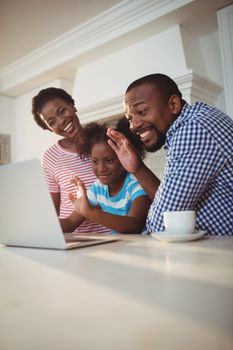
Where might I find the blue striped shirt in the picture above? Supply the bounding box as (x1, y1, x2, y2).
(146, 102, 233, 235)
(87, 172, 148, 234)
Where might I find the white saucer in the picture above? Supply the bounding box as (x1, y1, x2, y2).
(151, 230, 207, 243)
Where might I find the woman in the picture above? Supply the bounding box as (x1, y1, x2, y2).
(31, 87, 109, 234)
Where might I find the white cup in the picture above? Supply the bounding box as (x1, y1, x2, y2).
(163, 210, 196, 235)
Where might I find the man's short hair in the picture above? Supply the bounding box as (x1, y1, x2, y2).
(125, 73, 182, 102)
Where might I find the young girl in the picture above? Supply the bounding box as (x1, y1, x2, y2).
(60, 119, 151, 234)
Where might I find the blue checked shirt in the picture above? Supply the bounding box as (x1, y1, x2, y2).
(146, 102, 233, 235)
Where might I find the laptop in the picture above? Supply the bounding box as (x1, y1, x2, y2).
(0, 159, 118, 250)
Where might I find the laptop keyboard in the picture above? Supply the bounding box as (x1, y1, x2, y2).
(65, 236, 96, 243)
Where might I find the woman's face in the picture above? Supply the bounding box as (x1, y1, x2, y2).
(40, 98, 82, 138)
(91, 141, 126, 187)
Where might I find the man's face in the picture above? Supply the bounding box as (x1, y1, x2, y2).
(124, 83, 176, 152)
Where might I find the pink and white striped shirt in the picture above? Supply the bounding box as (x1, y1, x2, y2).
(41, 142, 110, 234)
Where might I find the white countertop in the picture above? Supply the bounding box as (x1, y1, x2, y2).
(1, 234, 233, 350)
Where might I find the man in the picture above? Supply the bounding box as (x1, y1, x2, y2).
(107, 73, 233, 235)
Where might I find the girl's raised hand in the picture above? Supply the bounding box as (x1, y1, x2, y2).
(68, 176, 91, 216)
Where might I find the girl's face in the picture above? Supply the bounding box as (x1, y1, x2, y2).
(91, 142, 126, 187)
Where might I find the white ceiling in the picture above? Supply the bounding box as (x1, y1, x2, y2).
(0, 0, 122, 69)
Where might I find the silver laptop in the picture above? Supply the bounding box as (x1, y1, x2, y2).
(0, 159, 118, 250)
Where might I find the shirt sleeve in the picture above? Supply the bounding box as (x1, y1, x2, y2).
(86, 183, 98, 207)
(130, 182, 147, 202)
(146, 120, 224, 232)
(41, 151, 60, 193)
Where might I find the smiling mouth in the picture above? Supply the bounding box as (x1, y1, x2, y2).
(138, 129, 153, 141)
(63, 122, 73, 133)
(98, 174, 111, 182)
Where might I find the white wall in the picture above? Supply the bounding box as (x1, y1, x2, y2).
(73, 25, 190, 109)
(74, 23, 223, 121)
(198, 31, 225, 111)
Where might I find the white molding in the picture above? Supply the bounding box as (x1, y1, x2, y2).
(217, 4, 233, 118)
(176, 72, 222, 105)
(79, 96, 124, 124)
(78, 72, 222, 123)
(0, 0, 193, 94)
